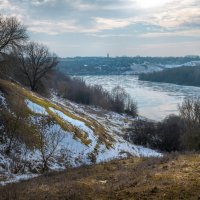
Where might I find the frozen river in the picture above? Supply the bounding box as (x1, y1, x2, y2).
(80, 75, 200, 121)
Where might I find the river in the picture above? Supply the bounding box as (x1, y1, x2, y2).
(80, 75, 200, 121)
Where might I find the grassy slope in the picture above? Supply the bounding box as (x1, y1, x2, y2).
(0, 155, 200, 200)
(0, 154, 200, 200)
(0, 79, 113, 148)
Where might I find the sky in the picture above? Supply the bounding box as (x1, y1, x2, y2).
(0, 0, 200, 57)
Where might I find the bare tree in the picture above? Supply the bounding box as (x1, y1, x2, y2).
(16, 42, 58, 91)
(37, 118, 64, 172)
(179, 97, 200, 128)
(179, 97, 200, 150)
(111, 86, 127, 113)
(125, 95, 138, 117)
(111, 86, 137, 116)
(0, 15, 28, 77)
(0, 15, 28, 52)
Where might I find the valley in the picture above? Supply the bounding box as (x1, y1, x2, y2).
(0, 79, 160, 186)
(80, 75, 200, 120)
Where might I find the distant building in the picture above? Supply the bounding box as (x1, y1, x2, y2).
(107, 53, 109, 58)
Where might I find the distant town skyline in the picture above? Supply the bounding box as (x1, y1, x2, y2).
(0, 0, 200, 57)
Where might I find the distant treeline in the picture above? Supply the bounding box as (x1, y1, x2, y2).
(139, 66, 200, 87)
(57, 56, 200, 75)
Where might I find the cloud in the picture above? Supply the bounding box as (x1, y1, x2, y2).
(148, 0, 200, 28)
(1, 0, 199, 35)
(141, 29, 200, 38)
(0, 0, 22, 14)
(31, 0, 56, 6)
(93, 17, 132, 31)
(27, 17, 134, 35)
(0, 0, 200, 56)
(28, 20, 78, 35)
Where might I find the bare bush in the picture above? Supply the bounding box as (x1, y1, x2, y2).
(126, 115, 184, 152)
(51, 72, 138, 117)
(37, 117, 64, 172)
(111, 86, 138, 116)
(179, 97, 200, 150)
(0, 97, 37, 154)
(111, 86, 127, 113)
(156, 115, 184, 151)
(125, 119, 157, 148)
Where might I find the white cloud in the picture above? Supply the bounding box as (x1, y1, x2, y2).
(0, 0, 21, 13)
(134, 0, 173, 9)
(0, 0, 200, 56)
(93, 17, 132, 31)
(141, 29, 200, 38)
(1, 0, 200, 36)
(28, 20, 78, 35)
(0, 0, 11, 9)
(28, 17, 134, 35)
(147, 0, 200, 28)
(31, 0, 56, 6)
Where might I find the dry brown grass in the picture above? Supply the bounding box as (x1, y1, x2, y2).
(1, 154, 200, 200)
(0, 79, 113, 148)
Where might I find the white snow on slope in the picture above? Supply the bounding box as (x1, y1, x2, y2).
(181, 61, 200, 67)
(25, 99, 48, 115)
(129, 63, 163, 74)
(95, 127, 161, 162)
(0, 174, 38, 186)
(40, 123, 93, 166)
(162, 61, 200, 69)
(0, 95, 161, 186)
(96, 137, 161, 163)
(49, 107, 97, 146)
(51, 96, 162, 158)
(0, 91, 6, 107)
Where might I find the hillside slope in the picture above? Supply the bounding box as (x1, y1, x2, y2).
(0, 79, 160, 184)
(1, 154, 200, 200)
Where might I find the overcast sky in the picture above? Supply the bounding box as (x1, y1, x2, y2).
(0, 0, 200, 57)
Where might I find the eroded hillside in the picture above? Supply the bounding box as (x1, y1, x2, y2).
(0, 79, 160, 185)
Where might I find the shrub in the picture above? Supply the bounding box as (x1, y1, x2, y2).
(179, 97, 200, 150)
(126, 115, 184, 152)
(156, 115, 184, 151)
(50, 72, 138, 117)
(125, 119, 157, 148)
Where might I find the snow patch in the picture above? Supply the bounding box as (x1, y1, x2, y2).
(25, 99, 48, 115)
(0, 91, 7, 107)
(52, 95, 162, 159)
(49, 107, 97, 146)
(96, 136, 161, 163)
(0, 174, 38, 186)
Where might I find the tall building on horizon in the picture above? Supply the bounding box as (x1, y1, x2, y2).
(107, 53, 109, 58)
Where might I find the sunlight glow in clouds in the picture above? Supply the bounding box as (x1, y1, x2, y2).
(0, 0, 199, 56)
(135, 0, 173, 9)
